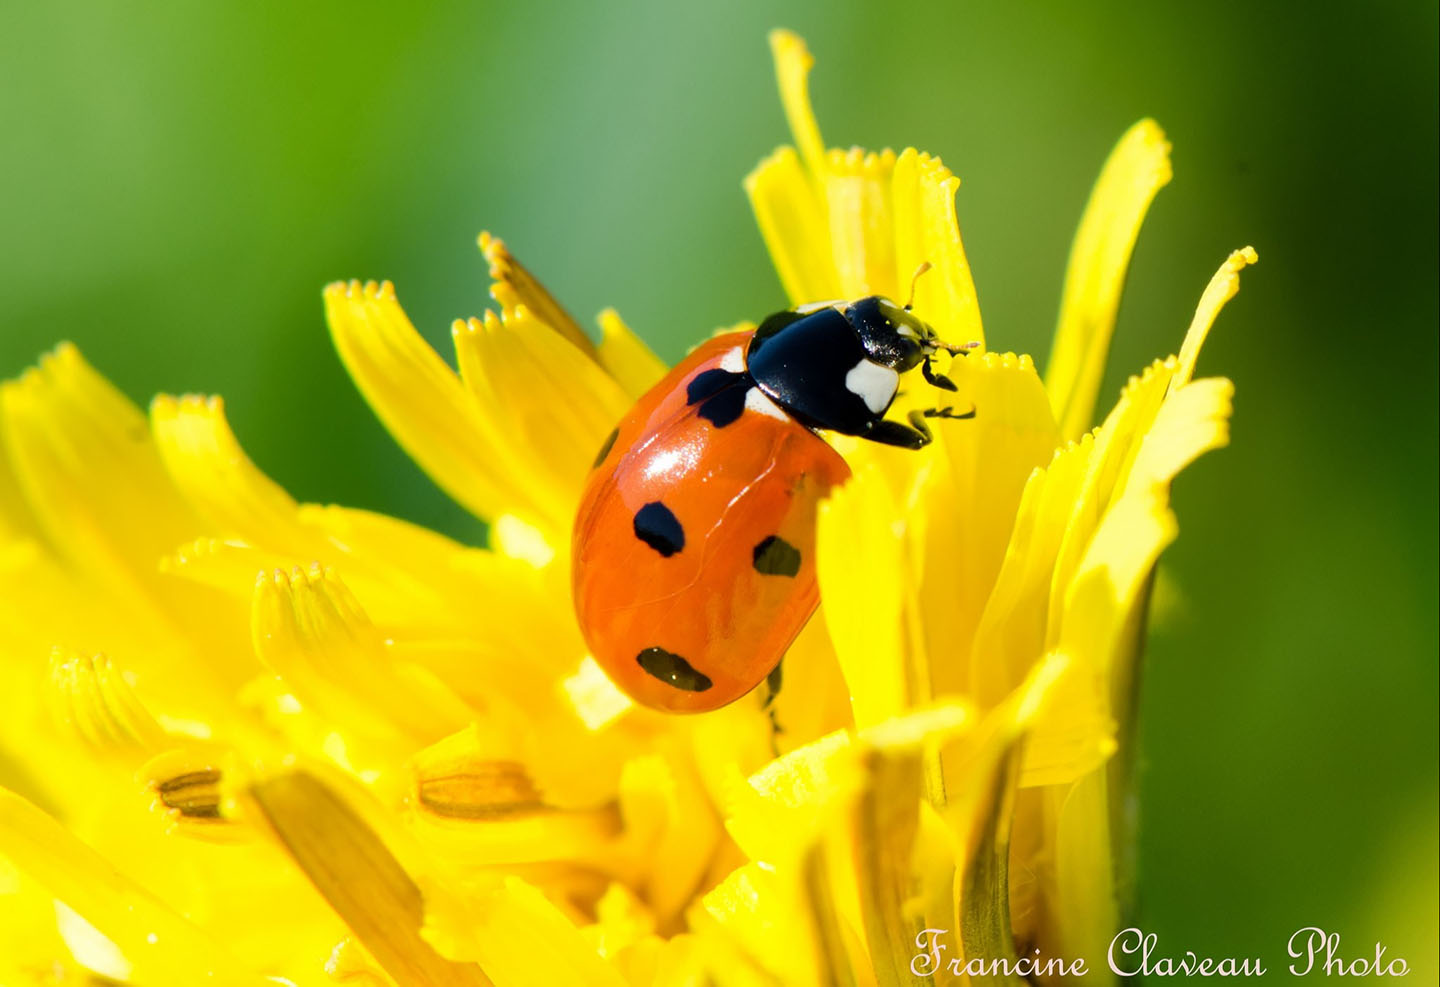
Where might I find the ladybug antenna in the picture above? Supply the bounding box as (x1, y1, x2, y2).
(904, 262, 932, 311)
(933, 339, 982, 356)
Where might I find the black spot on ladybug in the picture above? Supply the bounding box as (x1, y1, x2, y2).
(633, 501, 685, 557)
(752, 535, 801, 577)
(697, 387, 748, 428)
(637, 647, 712, 692)
(686, 367, 744, 405)
(592, 427, 619, 468)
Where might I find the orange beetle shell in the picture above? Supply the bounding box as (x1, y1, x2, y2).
(572, 331, 850, 713)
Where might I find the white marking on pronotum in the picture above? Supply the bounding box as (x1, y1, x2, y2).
(744, 387, 790, 421)
(719, 347, 745, 373)
(845, 359, 900, 414)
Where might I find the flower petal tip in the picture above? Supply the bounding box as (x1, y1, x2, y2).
(767, 29, 825, 175)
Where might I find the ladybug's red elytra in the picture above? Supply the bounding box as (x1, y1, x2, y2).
(572, 295, 973, 713)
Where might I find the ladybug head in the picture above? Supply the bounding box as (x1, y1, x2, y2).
(844, 296, 961, 373)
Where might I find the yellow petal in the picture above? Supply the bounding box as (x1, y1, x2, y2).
(920, 352, 1059, 697)
(480, 231, 596, 356)
(1015, 658, 1115, 790)
(1127, 376, 1235, 499)
(1046, 359, 1174, 641)
(852, 720, 960, 986)
(149, 404, 560, 651)
(1045, 120, 1173, 440)
(326, 936, 399, 985)
(891, 149, 984, 348)
(597, 308, 668, 400)
(150, 394, 317, 551)
(0, 854, 85, 983)
(825, 147, 899, 300)
(1172, 247, 1258, 390)
(297, 505, 572, 650)
(1053, 381, 1234, 688)
(0, 348, 253, 714)
(452, 307, 631, 528)
(746, 56, 984, 348)
(936, 657, 1070, 985)
(768, 29, 826, 179)
(249, 770, 493, 987)
(720, 706, 972, 985)
(1035, 501, 1179, 973)
(969, 442, 1089, 709)
(0, 344, 205, 625)
(616, 745, 723, 925)
(746, 146, 843, 304)
(0, 785, 271, 985)
(817, 462, 916, 729)
(0, 409, 42, 547)
(1049, 770, 1118, 982)
(251, 565, 471, 751)
(323, 280, 539, 526)
(694, 856, 838, 986)
(47, 649, 166, 757)
(562, 655, 636, 732)
(422, 874, 627, 987)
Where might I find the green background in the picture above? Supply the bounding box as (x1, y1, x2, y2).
(4, 0, 1436, 974)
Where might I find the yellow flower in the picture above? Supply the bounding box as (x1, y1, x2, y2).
(0, 28, 1252, 987)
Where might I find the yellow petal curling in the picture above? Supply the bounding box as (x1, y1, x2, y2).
(1173, 247, 1258, 389)
(1045, 120, 1173, 440)
(769, 30, 826, 180)
(480, 231, 596, 358)
(150, 394, 317, 555)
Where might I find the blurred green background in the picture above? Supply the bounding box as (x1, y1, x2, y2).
(4, 0, 1435, 974)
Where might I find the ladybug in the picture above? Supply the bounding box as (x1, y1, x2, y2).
(572, 293, 974, 713)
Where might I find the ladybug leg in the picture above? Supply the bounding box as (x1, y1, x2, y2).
(861, 417, 932, 449)
(762, 661, 784, 708)
(764, 662, 785, 752)
(920, 404, 977, 421)
(921, 354, 958, 392)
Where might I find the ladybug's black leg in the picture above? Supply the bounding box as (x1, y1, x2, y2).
(764, 661, 785, 753)
(861, 417, 932, 449)
(762, 661, 784, 708)
(920, 404, 977, 421)
(921, 354, 958, 392)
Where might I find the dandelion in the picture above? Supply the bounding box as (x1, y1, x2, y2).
(0, 29, 1251, 987)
